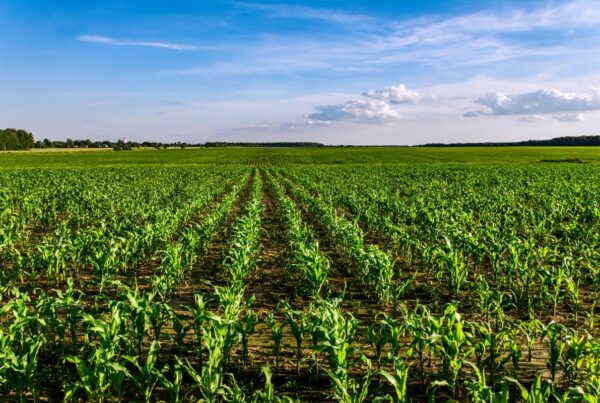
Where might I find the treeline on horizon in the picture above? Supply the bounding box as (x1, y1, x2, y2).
(0, 128, 35, 150)
(32, 138, 195, 150)
(26, 138, 326, 150)
(3, 128, 600, 150)
(418, 135, 600, 147)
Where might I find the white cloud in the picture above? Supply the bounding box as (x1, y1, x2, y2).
(407, 1, 600, 38)
(303, 84, 436, 123)
(465, 88, 600, 119)
(169, 1, 600, 79)
(307, 99, 401, 123)
(553, 112, 585, 122)
(235, 2, 372, 26)
(362, 84, 434, 104)
(77, 35, 200, 51)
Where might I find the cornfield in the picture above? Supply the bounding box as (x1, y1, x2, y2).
(0, 156, 599, 402)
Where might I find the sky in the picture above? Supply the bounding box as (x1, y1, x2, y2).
(2, 0, 600, 145)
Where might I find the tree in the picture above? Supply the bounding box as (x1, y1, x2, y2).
(0, 128, 35, 150)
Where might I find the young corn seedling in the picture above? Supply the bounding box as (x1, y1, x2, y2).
(250, 365, 292, 403)
(157, 360, 183, 403)
(464, 361, 510, 403)
(53, 278, 84, 353)
(326, 355, 372, 403)
(473, 322, 510, 387)
(266, 312, 283, 372)
(505, 374, 553, 403)
(520, 319, 542, 362)
(379, 356, 410, 403)
(124, 340, 162, 403)
(283, 302, 306, 375)
(432, 304, 474, 398)
(309, 298, 360, 396)
(407, 306, 441, 386)
(0, 326, 46, 403)
(180, 312, 237, 403)
(65, 306, 134, 402)
(186, 292, 209, 364)
(297, 242, 330, 298)
(565, 275, 582, 329)
(506, 327, 523, 378)
(543, 322, 567, 383)
(367, 318, 389, 369)
(237, 309, 259, 366)
(560, 332, 590, 386)
(0, 290, 48, 403)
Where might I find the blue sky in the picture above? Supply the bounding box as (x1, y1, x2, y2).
(2, 0, 600, 145)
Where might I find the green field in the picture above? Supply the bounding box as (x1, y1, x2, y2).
(0, 147, 599, 401)
(2, 146, 600, 167)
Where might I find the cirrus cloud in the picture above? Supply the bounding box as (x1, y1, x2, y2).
(77, 34, 201, 51)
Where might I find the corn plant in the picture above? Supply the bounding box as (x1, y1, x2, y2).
(435, 238, 468, 298)
(157, 361, 183, 403)
(0, 327, 46, 403)
(431, 304, 474, 398)
(0, 290, 47, 402)
(473, 323, 510, 386)
(283, 302, 306, 374)
(265, 312, 283, 372)
(505, 374, 553, 403)
(327, 355, 372, 403)
(308, 298, 360, 396)
(124, 340, 162, 402)
(64, 307, 133, 402)
(236, 309, 259, 366)
(464, 362, 510, 403)
(560, 333, 591, 386)
(296, 242, 330, 298)
(520, 319, 543, 362)
(565, 275, 582, 328)
(543, 322, 567, 383)
(367, 318, 389, 369)
(407, 305, 441, 386)
(378, 357, 410, 403)
(251, 365, 295, 403)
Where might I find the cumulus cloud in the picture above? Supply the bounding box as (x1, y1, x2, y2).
(477, 88, 600, 115)
(307, 99, 401, 123)
(296, 83, 440, 125)
(465, 88, 600, 121)
(362, 84, 433, 104)
(77, 35, 199, 51)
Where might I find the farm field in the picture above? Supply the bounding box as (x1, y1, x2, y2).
(0, 148, 599, 402)
(3, 146, 600, 168)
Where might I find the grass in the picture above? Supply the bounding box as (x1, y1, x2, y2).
(1, 146, 600, 168)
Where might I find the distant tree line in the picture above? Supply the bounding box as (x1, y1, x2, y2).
(33, 139, 197, 150)
(31, 139, 325, 149)
(418, 135, 600, 147)
(0, 128, 35, 150)
(6, 128, 600, 150)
